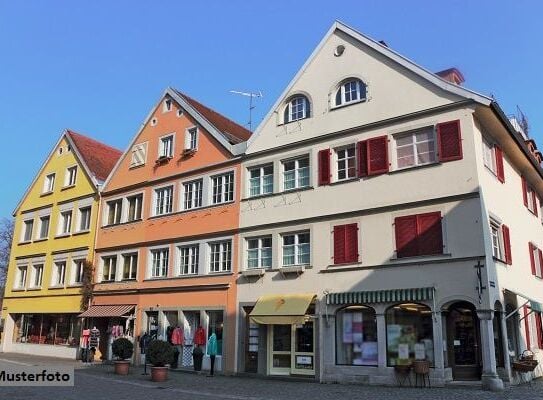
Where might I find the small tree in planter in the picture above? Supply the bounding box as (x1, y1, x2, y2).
(112, 338, 134, 375)
(146, 340, 174, 382)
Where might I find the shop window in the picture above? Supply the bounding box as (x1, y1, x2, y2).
(207, 310, 223, 355)
(386, 303, 434, 366)
(12, 313, 81, 346)
(336, 306, 378, 366)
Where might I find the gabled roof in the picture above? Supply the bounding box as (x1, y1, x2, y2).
(66, 130, 122, 182)
(103, 87, 251, 191)
(13, 129, 122, 215)
(247, 20, 493, 147)
(172, 89, 252, 144)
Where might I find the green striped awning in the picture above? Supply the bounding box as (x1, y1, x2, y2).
(326, 287, 434, 305)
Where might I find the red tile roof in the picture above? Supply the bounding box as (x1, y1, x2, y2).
(173, 89, 252, 144)
(66, 130, 122, 182)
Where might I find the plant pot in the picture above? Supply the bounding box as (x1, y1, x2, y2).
(150, 366, 169, 382)
(114, 360, 130, 375)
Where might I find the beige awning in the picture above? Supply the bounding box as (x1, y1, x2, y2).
(78, 305, 135, 318)
(249, 293, 316, 325)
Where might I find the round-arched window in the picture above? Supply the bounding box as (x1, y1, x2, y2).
(335, 78, 366, 107)
(385, 303, 434, 366)
(284, 95, 310, 123)
(336, 305, 377, 366)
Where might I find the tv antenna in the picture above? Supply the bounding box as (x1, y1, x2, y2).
(229, 90, 263, 132)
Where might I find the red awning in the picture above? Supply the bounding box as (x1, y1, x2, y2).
(78, 305, 135, 318)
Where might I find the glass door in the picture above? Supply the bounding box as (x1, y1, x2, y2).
(292, 320, 315, 375)
(447, 302, 481, 380)
(269, 325, 292, 375)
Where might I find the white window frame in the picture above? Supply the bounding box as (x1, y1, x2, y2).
(335, 145, 357, 181)
(183, 179, 203, 210)
(65, 165, 77, 187)
(21, 218, 34, 242)
(283, 156, 310, 191)
(58, 210, 72, 235)
(527, 185, 538, 214)
(127, 193, 144, 222)
(77, 206, 91, 232)
(121, 252, 138, 280)
(15, 265, 27, 289)
(31, 263, 44, 288)
(285, 96, 309, 123)
(394, 127, 437, 170)
(177, 244, 200, 275)
(209, 240, 232, 273)
(52, 261, 66, 287)
(149, 247, 169, 278)
(532, 243, 543, 278)
(246, 236, 272, 269)
(282, 231, 310, 267)
(211, 172, 234, 205)
(163, 98, 172, 113)
(37, 215, 50, 240)
(335, 79, 365, 107)
(158, 133, 175, 159)
(43, 173, 55, 193)
(482, 136, 497, 175)
(101, 255, 117, 282)
(72, 259, 85, 285)
(490, 220, 504, 261)
(106, 198, 123, 225)
(185, 127, 199, 151)
(153, 185, 174, 216)
(248, 165, 273, 197)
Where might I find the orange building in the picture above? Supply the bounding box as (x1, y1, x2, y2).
(85, 88, 250, 373)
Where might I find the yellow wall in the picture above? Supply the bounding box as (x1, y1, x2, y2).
(2, 136, 99, 317)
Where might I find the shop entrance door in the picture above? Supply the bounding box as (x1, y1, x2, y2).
(447, 302, 482, 380)
(268, 321, 315, 376)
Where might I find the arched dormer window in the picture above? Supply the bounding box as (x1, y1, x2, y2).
(335, 78, 366, 107)
(284, 95, 310, 123)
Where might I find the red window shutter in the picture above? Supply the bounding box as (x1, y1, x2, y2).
(502, 225, 512, 265)
(495, 146, 505, 183)
(357, 141, 368, 177)
(525, 306, 531, 350)
(522, 176, 528, 207)
(333, 225, 346, 264)
(345, 223, 359, 263)
(318, 149, 331, 185)
(416, 212, 443, 256)
(367, 136, 389, 175)
(536, 313, 543, 349)
(533, 192, 538, 217)
(395, 216, 418, 258)
(437, 120, 462, 162)
(538, 249, 543, 278)
(529, 243, 536, 276)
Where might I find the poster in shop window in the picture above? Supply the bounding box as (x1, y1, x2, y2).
(342, 312, 353, 343)
(352, 313, 363, 344)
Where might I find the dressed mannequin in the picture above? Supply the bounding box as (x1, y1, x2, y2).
(207, 332, 217, 376)
(90, 326, 101, 361)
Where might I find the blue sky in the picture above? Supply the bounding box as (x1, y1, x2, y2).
(0, 1, 542, 218)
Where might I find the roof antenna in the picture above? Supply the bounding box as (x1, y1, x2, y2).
(229, 90, 263, 132)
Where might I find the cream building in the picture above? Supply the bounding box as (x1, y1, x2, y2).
(234, 21, 543, 391)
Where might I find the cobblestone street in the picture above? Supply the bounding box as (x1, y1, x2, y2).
(0, 354, 542, 400)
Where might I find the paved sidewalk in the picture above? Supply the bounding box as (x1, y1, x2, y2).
(1, 353, 543, 400)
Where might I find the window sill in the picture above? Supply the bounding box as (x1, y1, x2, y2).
(40, 191, 53, 197)
(280, 265, 306, 274)
(329, 98, 366, 112)
(48, 285, 65, 290)
(11, 288, 26, 292)
(67, 284, 83, 288)
(208, 271, 233, 276)
(61, 184, 76, 191)
(329, 177, 359, 187)
(55, 234, 71, 239)
(240, 268, 267, 277)
(326, 261, 362, 269)
(33, 238, 48, 243)
(388, 161, 440, 175)
(18, 240, 32, 245)
(148, 201, 235, 221)
(242, 186, 314, 202)
(493, 256, 508, 265)
(277, 117, 309, 127)
(129, 163, 145, 170)
(26, 287, 42, 291)
(72, 230, 90, 237)
(102, 219, 143, 229)
(389, 253, 451, 263)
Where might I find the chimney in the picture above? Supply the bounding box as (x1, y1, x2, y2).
(435, 68, 465, 85)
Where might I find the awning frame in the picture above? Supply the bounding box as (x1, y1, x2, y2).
(78, 304, 136, 318)
(504, 289, 543, 320)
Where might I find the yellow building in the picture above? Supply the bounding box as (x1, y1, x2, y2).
(1, 130, 121, 358)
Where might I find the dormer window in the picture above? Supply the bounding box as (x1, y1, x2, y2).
(163, 99, 172, 113)
(284, 95, 310, 123)
(335, 78, 366, 107)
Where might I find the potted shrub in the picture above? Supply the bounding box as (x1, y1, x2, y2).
(112, 337, 134, 375)
(146, 340, 174, 382)
(192, 346, 204, 371)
